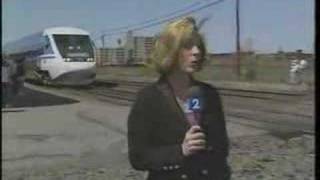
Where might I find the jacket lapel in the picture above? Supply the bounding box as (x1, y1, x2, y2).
(155, 77, 190, 129)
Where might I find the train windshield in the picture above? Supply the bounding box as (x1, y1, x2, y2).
(53, 35, 94, 58)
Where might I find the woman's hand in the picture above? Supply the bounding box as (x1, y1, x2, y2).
(181, 125, 206, 156)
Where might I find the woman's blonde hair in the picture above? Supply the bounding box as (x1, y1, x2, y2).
(149, 16, 207, 75)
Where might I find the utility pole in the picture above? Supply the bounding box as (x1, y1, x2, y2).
(235, 0, 241, 78)
(101, 34, 106, 48)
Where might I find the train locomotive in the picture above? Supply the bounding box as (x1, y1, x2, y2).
(3, 27, 96, 86)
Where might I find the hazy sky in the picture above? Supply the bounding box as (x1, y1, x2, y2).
(2, 0, 314, 53)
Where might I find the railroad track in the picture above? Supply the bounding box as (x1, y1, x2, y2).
(26, 79, 314, 134)
(93, 89, 314, 134)
(94, 79, 308, 102)
(92, 80, 314, 134)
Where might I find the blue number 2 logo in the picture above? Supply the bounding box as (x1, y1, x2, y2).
(189, 98, 200, 110)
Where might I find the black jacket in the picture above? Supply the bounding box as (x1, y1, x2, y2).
(127, 77, 230, 180)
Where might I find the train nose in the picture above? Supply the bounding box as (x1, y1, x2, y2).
(53, 69, 96, 85)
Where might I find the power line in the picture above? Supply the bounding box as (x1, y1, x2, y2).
(97, 1, 203, 35)
(130, 0, 225, 31)
(105, 0, 225, 35)
(93, 0, 226, 41)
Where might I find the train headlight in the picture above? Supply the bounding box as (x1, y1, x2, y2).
(64, 58, 71, 62)
(87, 58, 94, 62)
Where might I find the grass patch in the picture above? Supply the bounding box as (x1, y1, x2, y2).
(96, 55, 314, 85)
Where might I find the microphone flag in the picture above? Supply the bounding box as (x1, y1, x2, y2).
(183, 86, 203, 126)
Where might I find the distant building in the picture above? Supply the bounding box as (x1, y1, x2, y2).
(126, 31, 155, 65)
(283, 50, 313, 61)
(133, 36, 154, 64)
(95, 31, 155, 66)
(95, 47, 127, 66)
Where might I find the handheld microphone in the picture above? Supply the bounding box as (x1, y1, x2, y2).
(184, 86, 203, 126)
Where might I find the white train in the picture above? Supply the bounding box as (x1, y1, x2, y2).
(3, 27, 96, 85)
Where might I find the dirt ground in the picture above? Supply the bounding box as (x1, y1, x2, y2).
(2, 84, 314, 180)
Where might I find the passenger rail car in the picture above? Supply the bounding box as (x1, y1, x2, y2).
(3, 27, 96, 85)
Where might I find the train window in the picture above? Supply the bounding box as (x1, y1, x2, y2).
(53, 35, 94, 58)
(43, 36, 53, 54)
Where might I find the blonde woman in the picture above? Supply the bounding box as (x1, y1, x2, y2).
(128, 17, 230, 180)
